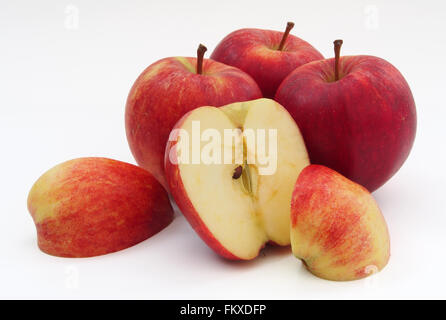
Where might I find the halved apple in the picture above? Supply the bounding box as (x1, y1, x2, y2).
(165, 98, 309, 260)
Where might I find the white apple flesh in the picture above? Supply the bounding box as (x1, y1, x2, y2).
(165, 98, 309, 260)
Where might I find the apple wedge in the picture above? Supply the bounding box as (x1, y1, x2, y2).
(290, 165, 390, 281)
(27, 158, 173, 257)
(165, 98, 309, 260)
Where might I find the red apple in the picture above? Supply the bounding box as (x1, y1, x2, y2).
(27, 158, 173, 257)
(165, 99, 310, 260)
(211, 22, 324, 98)
(125, 44, 262, 189)
(275, 40, 416, 192)
(291, 165, 390, 281)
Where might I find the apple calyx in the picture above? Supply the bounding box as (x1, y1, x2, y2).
(278, 22, 295, 51)
(333, 39, 343, 81)
(196, 44, 207, 74)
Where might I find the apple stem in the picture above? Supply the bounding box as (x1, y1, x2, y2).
(278, 22, 295, 51)
(196, 44, 207, 75)
(333, 39, 343, 81)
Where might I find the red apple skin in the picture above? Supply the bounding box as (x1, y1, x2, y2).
(125, 57, 262, 189)
(275, 56, 416, 192)
(27, 158, 173, 258)
(164, 114, 247, 260)
(211, 28, 324, 98)
(291, 165, 390, 281)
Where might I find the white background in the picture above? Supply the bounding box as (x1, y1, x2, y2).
(1, 0, 445, 299)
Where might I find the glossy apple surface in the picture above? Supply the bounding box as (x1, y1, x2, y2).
(27, 157, 173, 257)
(125, 46, 262, 189)
(211, 23, 323, 98)
(276, 54, 416, 192)
(290, 165, 390, 281)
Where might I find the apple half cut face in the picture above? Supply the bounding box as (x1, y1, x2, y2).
(165, 98, 309, 260)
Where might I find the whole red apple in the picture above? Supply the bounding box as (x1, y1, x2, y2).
(275, 40, 416, 192)
(125, 44, 262, 189)
(211, 22, 324, 98)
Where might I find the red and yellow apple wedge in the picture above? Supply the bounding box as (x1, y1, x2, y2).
(27, 157, 173, 258)
(165, 98, 309, 260)
(290, 165, 390, 281)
